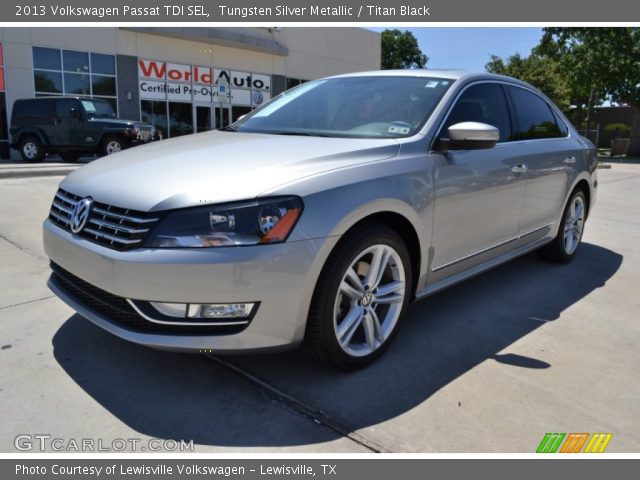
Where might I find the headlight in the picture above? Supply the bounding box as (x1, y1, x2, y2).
(145, 197, 303, 248)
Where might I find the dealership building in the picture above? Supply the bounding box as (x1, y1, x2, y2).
(0, 27, 380, 159)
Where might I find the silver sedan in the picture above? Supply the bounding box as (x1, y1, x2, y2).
(44, 70, 597, 369)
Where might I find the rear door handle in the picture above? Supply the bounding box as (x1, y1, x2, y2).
(564, 156, 576, 164)
(511, 164, 528, 174)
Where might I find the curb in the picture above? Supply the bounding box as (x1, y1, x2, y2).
(0, 167, 78, 179)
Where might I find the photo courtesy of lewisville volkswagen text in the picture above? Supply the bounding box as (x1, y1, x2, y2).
(0, 0, 638, 476)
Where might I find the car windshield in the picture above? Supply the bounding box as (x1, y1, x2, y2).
(81, 99, 116, 119)
(231, 76, 452, 138)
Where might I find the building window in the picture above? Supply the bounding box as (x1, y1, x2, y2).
(0, 43, 8, 159)
(286, 77, 308, 90)
(168, 102, 193, 137)
(231, 106, 251, 123)
(141, 100, 168, 139)
(32, 47, 118, 114)
(63, 50, 89, 73)
(34, 71, 62, 93)
(33, 47, 61, 70)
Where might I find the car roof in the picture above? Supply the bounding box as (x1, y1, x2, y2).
(326, 69, 533, 88)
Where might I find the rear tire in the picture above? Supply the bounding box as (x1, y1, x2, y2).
(538, 189, 587, 263)
(305, 223, 412, 370)
(19, 136, 45, 163)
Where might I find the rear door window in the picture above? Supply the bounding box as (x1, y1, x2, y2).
(507, 86, 565, 140)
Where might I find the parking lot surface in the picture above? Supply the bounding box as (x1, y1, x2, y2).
(1, 165, 639, 452)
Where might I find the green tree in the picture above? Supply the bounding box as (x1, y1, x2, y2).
(381, 29, 428, 70)
(485, 53, 571, 111)
(537, 28, 640, 155)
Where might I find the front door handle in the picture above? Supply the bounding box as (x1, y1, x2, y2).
(564, 156, 576, 164)
(511, 164, 528, 174)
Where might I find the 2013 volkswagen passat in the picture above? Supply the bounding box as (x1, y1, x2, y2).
(44, 71, 597, 369)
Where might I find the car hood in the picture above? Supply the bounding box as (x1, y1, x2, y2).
(60, 130, 400, 212)
(87, 117, 135, 126)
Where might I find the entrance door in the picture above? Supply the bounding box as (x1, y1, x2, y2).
(192, 104, 232, 131)
(214, 105, 232, 129)
(195, 105, 212, 133)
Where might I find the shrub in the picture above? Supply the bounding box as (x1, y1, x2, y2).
(604, 123, 632, 138)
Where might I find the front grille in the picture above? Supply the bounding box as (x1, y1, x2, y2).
(49, 189, 160, 251)
(50, 262, 249, 335)
(138, 126, 154, 142)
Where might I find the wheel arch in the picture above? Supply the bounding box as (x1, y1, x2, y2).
(339, 211, 422, 300)
(573, 178, 592, 217)
(16, 129, 49, 147)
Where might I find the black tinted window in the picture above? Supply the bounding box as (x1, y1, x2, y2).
(552, 109, 569, 137)
(13, 100, 51, 117)
(442, 83, 512, 142)
(508, 86, 564, 140)
(34, 71, 62, 93)
(55, 99, 80, 117)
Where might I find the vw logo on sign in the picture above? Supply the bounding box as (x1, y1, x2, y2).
(252, 90, 264, 106)
(70, 198, 93, 233)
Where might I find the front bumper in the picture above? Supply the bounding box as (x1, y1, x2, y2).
(43, 220, 337, 353)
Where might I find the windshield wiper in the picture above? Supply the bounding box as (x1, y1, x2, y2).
(271, 131, 330, 137)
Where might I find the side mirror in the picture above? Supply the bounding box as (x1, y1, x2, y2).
(439, 122, 499, 151)
(69, 108, 82, 119)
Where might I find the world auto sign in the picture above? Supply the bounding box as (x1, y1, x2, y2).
(138, 59, 271, 106)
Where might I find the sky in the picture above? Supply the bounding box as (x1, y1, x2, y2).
(369, 27, 543, 72)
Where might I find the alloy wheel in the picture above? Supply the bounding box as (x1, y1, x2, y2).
(563, 195, 585, 255)
(333, 244, 406, 357)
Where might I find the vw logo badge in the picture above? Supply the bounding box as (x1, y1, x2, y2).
(70, 198, 93, 233)
(252, 91, 264, 105)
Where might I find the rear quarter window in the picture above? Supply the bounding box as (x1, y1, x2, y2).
(507, 86, 565, 140)
(12, 100, 53, 121)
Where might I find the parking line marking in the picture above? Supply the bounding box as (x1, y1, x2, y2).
(206, 355, 391, 453)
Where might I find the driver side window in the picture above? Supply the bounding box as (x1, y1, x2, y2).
(441, 83, 512, 142)
(55, 99, 80, 118)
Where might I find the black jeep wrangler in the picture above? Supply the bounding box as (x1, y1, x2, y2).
(10, 97, 159, 162)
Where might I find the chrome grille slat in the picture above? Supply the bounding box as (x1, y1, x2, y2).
(92, 206, 159, 224)
(48, 188, 159, 251)
(51, 201, 74, 216)
(88, 218, 149, 234)
(82, 227, 142, 245)
(54, 191, 78, 206)
(49, 210, 71, 225)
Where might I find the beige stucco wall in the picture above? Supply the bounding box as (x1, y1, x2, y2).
(0, 27, 380, 79)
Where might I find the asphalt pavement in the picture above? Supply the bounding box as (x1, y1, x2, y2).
(0, 165, 638, 452)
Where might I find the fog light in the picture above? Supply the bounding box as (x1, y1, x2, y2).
(149, 302, 186, 317)
(188, 303, 254, 319)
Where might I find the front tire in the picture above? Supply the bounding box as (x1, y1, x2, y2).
(100, 136, 125, 156)
(306, 223, 412, 370)
(538, 189, 587, 263)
